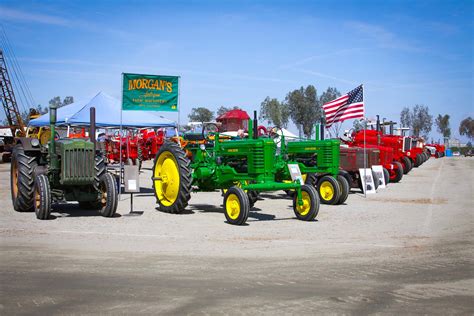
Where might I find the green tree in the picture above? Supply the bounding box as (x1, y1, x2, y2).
(188, 107, 214, 124)
(434, 114, 451, 139)
(400, 107, 412, 128)
(459, 117, 474, 140)
(320, 87, 342, 136)
(62, 96, 74, 106)
(49, 96, 62, 108)
(259, 97, 290, 128)
(216, 105, 241, 117)
(399, 105, 432, 138)
(286, 85, 321, 138)
(48, 96, 74, 109)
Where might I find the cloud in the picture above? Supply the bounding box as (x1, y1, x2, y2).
(345, 21, 423, 52)
(288, 68, 357, 85)
(0, 6, 69, 26)
(280, 48, 366, 69)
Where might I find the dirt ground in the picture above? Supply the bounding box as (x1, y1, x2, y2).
(0, 156, 473, 315)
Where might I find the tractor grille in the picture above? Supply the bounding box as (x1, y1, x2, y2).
(252, 146, 265, 170)
(403, 137, 411, 151)
(61, 148, 95, 185)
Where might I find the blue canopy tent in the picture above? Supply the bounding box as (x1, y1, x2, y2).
(29, 92, 176, 128)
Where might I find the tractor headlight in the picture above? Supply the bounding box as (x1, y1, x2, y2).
(200, 144, 206, 151)
(30, 138, 40, 147)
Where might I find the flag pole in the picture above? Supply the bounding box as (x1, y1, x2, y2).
(119, 73, 124, 200)
(363, 84, 366, 198)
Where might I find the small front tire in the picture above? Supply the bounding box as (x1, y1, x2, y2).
(293, 184, 319, 221)
(34, 174, 51, 220)
(224, 186, 250, 225)
(317, 175, 341, 205)
(97, 173, 118, 217)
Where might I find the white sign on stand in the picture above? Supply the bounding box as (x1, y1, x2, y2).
(359, 168, 376, 194)
(371, 165, 386, 189)
(287, 164, 304, 184)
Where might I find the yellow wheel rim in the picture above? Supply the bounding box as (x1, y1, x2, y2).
(153, 151, 180, 206)
(226, 193, 241, 220)
(295, 191, 311, 216)
(319, 181, 334, 201)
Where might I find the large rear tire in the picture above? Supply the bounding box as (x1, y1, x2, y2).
(34, 174, 51, 220)
(336, 175, 350, 205)
(152, 141, 192, 213)
(11, 144, 38, 212)
(224, 186, 250, 225)
(317, 175, 341, 205)
(293, 184, 319, 221)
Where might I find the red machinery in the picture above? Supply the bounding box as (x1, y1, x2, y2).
(104, 132, 139, 165)
(425, 143, 445, 158)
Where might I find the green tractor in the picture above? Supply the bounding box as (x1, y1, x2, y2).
(273, 127, 348, 205)
(10, 105, 118, 220)
(152, 113, 320, 225)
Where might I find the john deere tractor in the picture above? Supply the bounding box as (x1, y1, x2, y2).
(152, 114, 320, 225)
(273, 127, 348, 206)
(10, 105, 118, 219)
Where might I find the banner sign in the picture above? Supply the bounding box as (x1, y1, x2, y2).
(122, 73, 179, 111)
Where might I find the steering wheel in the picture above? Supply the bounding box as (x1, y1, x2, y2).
(202, 123, 219, 140)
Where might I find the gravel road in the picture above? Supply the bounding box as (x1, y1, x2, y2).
(1, 156, 473, 315)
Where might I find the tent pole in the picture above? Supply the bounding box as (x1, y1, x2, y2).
(119, 74, 124, 200)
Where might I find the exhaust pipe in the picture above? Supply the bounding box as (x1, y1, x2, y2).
(253, 111, 258, 139)
(320, 119, 325, 140)
(90, 107, 96, 150)
(376, 115, 380, 132)
(389, 123, 394, 135)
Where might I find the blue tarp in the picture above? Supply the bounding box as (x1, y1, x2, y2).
(29, 92, 176, 128)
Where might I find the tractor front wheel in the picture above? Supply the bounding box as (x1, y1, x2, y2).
(97, 173, 118, 217)
(336, 175, 350, 205)
(34, 174, 51, 220)
(317, 175, 341, 205)
(224, 186, 250, 225)
(390, 161, 404, 183)
(152, 141, 192, 213)
(293, 184, 319, 221)
(401, 156, 412, 174)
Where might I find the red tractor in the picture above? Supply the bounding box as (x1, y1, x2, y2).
(425, 143, 445, 158)
(341, 135, 404, 184)
(339, 145, 389, 191)
(104, 131, 139, 165)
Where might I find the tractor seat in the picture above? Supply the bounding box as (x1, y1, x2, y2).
(183, 133, 205, 141)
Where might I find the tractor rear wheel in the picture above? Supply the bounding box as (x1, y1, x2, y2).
(317, 175, 341, 205)
(97, 173, 118, 217)
(401, 156, 412, 174)
(34, 174, 51, 220)
(224, 186, 250, 225)
(293, 184, 319, 221)
(391, 161, 403, 183)
(152, 141, 192, 213)
(11, 144, 38, 212)
(383, 168, 390, 185)
(336, 175, 349, 205)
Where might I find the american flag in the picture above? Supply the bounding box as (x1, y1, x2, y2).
(322, 85, 364, 128)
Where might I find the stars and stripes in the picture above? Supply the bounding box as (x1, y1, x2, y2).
(323, 85, 364, 128)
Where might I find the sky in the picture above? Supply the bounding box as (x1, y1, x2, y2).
(0, 0, 473, 142)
